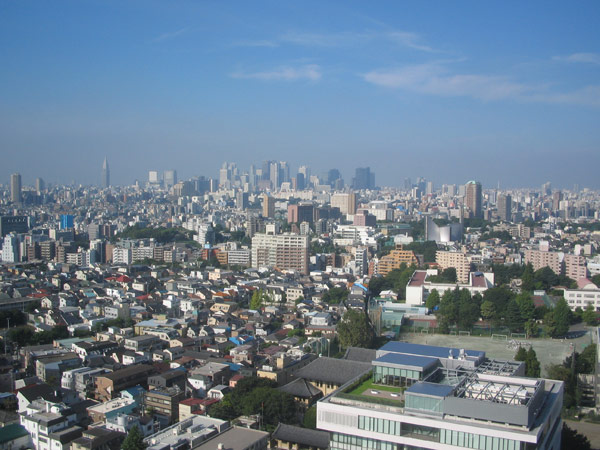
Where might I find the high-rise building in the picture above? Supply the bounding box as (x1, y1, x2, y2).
(236, 191, 249, 210)
(331, 193, 357, 215)
(552, 191, 562, 211)
(251, 233, 309, 274)
(164, 170, 177, 188)
(102, 157, 110, 188)
(148, 170, 160, 185)
(497, 194, 512, 222)
(35, 177, 45, 194)
(327, 169, 342, 187)
(465, 180, 482, 218)
(0, 216, 28, 237)
(287, 203, 314, 224)
(352, 167, 375, 190)
(262, 194, 275, 218)
(60, 214, 74, 230)
(10, 173, 21, 204)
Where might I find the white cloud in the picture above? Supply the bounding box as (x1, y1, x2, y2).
(363, 62, 600, 107)
(231, 64, 321, 82)
(529, 85, 600, 107)
(152, 28, 188, 43)
(553, 52, 600, 65)
(363, 63, 528, 101)
(387, 31, 434, 52)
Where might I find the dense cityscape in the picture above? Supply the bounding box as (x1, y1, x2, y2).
(0, 160, 599, 449)
(2, 1, 600, 449)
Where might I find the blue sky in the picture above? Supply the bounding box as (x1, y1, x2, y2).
(1, 1, 599, 188)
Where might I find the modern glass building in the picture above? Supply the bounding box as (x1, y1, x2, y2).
(317, 342, 563, 450)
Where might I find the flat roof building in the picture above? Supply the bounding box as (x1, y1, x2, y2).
(317, 341, 563, 450)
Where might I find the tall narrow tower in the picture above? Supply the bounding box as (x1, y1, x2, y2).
(10, 173, 22, 204)
(465, 180, 482, 218)
(102, 157, 110, 188)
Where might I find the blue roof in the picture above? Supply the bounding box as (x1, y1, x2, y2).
(374, 353, 438, 370)
(379, 341, 484, 360)
(406, 382, 455, 398)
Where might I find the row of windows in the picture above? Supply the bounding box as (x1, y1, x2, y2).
(440, 429, 520, 450)
(331, 432, 398, 450)
(357, 416, 521, 450)
(359, 416, 439, 441)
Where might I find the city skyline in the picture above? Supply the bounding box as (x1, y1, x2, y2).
(1, 1, 599, 188)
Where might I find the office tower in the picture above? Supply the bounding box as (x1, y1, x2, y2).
(251, 233, 309, 274)
(164, 170, 177, 188)
(298, 165, 311, 183)
(60, 214, 74, 230)
(101, 157, 110, 188)
(426, 181, 434, 195)
(352, 167, 375, 190)
(552, 191, 562, 211)
(331, 193, 357, 215)
(35, 177, 45, 194)
(295, 173, 305, 190)
(0, 216, 28, 237)
(465, 180, 482, 218)
(287, 203, 314, 224)
(262, 193, 275, 218)
(327, 169, 342, 187)
(269, 161, 281, 188)
(497, 194, 512, 222)
(236, 191, 249, 210)
(148, 170, 160, 185)
(10, 173, 21, 204)
(542, 182, 552, 196)
(317, 341, 563, 450)
(404, 177, 412, 190)
(219, 163, 230, 187)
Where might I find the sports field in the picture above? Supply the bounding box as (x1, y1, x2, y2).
(397, 327, 594, 377)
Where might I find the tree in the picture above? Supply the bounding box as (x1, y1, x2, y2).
(425, 290, 440, 310)
(581, 303, 597, 326)
(514, 346, 527, 362)
(525, 348, 541, 377)
(303, 406, 317, 429)
(521, 263, 535, 292)
(546, 299, 571, 337)
(480, 300, 495, 323)
(121, 425, 147, 450)
(322, 287, 349, 305)
(436, 289, 459, 333)
(457, 289, 479, 330)
(337, 309, 374, 349)
(250, 289, 263, 310)
(515, 292, 535, 322)
(561, 423, 591, 450)
(505, 299, 524, 332)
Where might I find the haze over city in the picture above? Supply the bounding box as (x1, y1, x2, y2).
(1, 1, 599, 188)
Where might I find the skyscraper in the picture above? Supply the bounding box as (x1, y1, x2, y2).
(10, 173, 22, 204)
(497, 194, 512, 222)
(164, 170, 177, 188)
(352, 167, 375, 190)
(102, 157, 110, 188)
(465, 180, 482, 218)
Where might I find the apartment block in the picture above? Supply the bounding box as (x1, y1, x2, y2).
(251, 233, 309, 274)
(435, 251, 470, 283)
(523, 250, 561, 274)
(377, 245, 419, 276)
